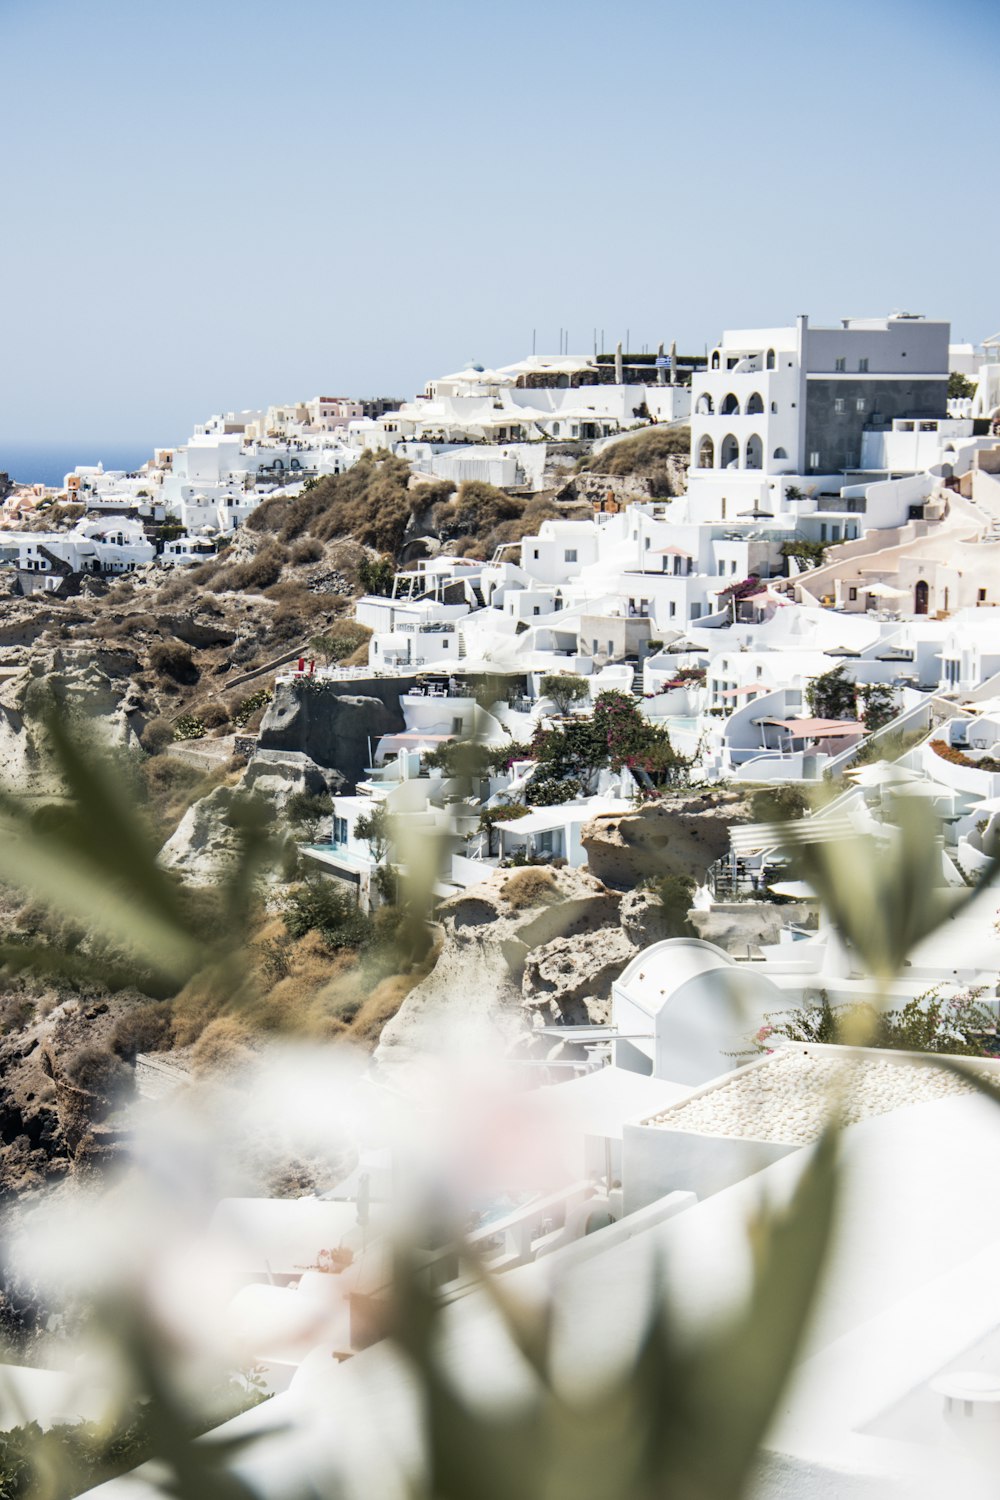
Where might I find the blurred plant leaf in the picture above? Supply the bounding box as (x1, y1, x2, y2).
(388, 1128, 839, 1500)
(788, 797, 998, 983)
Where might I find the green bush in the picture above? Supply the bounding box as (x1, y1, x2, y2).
(173, 715, 205, 741)
(540, 673, 590, 715)
(283, 881, 373, 951)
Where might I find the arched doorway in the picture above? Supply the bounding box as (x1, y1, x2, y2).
(698, 435, 715, 468)
(745, 433, 763, 469)
(746, 392, 764, 414)
(766, 348, 776, 370)
(720, 433, 739, 469)
(721, 392, 740, 416)
(914, 580, 929, 615)
(695, 393, 714, 415)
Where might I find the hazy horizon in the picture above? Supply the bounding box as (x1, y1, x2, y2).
(3, 0, 998, 447)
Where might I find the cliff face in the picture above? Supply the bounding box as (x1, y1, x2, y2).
(581, 790, 749, 890)
(257, 677, 418, 788)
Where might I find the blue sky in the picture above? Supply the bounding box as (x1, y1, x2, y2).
(1, 0, 996, 447)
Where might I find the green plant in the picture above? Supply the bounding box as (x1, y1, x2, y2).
(354, 803, 390, 862)
(284, 791, 334, 842)
(749, 784, 810, 823)
(231, 688, 271, 729)
(173, 715, 205, 741)
(858, 682, 897, 733)
(283, 880, 373, 951)
(780, 538, 827, 569)
(755, 987, 998, 1058)
(540, 673, 590, 716)
(524, 774, 581, 806)
(948, 371, 977, 401)
(805, 665, 857, 722)
(358, 553, 396, 596)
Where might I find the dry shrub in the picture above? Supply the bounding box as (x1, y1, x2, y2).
(340, 641, 371, 668)
(170, 969, 231, 1047)
(348, 972, 417, 1046)
(140, 716, 175, 754)
(268, 604, 305, 642)
(502, 867, 559, 911)
(63, 1046, 130, 1098)
(149, 640, 197, 681)
(214, 541, 287, 593)
(291, 538, 323, 565)
(112, 1002, 173, 1060)
(189, 699, 230, 730)
(190, 1015, 257, 1073)
(263, 579, 312, 607)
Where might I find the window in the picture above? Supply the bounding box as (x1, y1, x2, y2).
(451, 716, 464, 735)
(835, 398, 845, 414)
(532, 549, 539, 560)
(979, 588, 988, 604)
(564, 549, 577, 562)
(859, 357, 869, 373)
(691, 603, 702, 619)
(731, 559, 738, 574)
(537, 830, 556, 855)
(608, 641, 614, 656)
(669, 602, 676, 618)
(809, 451, 820, 468)
(856, 398, 866, 412)
(532, 606, 540, 615)
(849, 587, 857, 601)
(771, 401, 778, 414)
(835, 357, 846, 372)
(333, 816, 348, 845)
(718, 560, 727, 575)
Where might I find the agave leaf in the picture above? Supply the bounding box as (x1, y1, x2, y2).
(0, 826, 201, 980)
(665, 1126, 840, 1498)
(461, 1250, 556, 1382)
(790, 798, 998, 982)
(42, 707, 194, 930)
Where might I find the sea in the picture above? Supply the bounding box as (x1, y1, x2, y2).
(0, 441, 157, 489)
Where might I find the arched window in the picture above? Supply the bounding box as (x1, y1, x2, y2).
(698, 435, 715, 468)
(711, 350, 721, 370)
(771, 401, 778, 414)
(746, 392, 764, 415)
(772, 446, 788, 460)
(766, 348, 776, 370)
(721, 392, 740, 416)
(720, 433, 739, 469)
(745, 434, 763, 470)
(695, 393, 715, 415)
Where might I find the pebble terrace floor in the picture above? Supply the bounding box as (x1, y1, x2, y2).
(644, 1049, 983, 1145)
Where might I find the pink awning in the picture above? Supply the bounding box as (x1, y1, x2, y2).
(654, 545, 693, 556)
(717, 685, 765, 697)
(758, 718, 863, 737)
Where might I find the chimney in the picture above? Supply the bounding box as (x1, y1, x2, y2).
(615, 341, 623, 384)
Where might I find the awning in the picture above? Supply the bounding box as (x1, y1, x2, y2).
(717, 685, 766, 697)
(756, 717, 864, 737)
(653, 545, 693, 557)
